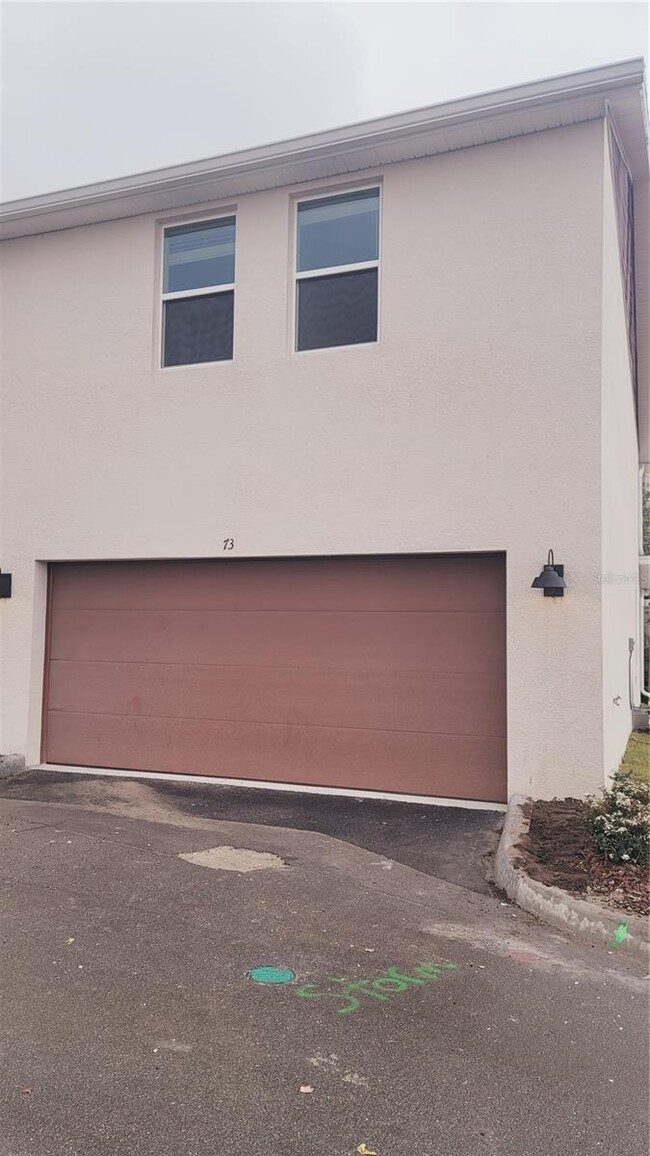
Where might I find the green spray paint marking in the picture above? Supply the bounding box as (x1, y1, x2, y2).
(608, 922, 628, 949)
(295, 961, 457, 1015)
(249, 966, 295, 984)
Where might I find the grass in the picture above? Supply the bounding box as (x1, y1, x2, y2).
(621, 731, 650, 784)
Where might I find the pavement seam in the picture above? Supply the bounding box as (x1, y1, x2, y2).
(6, 811, 491, 910)
(0, 796, 485, 899)
(3, 816, 186, 862)
(2, 796, 646, 989)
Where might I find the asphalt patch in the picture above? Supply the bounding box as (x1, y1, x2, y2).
(0, 769, 503, 894)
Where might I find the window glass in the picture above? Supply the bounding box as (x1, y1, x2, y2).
(163, 292, 234, 366)
(164, 218, 236, 294)
(297, 189, 379, 272)
(297, 268, 378, 351)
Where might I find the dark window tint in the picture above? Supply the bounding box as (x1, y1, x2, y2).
(164, 218, 235, 294)
(163, 292, 234, 366)
(297, 268, 378, 351)
(297, 190, 379, 272)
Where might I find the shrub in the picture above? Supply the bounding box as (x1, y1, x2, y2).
(587, 770, 650, 866)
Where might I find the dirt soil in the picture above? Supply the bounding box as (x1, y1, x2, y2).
(518, 799, 649, 917)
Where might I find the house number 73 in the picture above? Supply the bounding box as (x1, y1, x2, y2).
(223, 538, 235, 551)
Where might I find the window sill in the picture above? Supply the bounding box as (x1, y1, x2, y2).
(158, 359, 234, 372)
(292, 340, 380, 357)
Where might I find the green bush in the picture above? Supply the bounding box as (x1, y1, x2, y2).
(588, 770, 650, 866)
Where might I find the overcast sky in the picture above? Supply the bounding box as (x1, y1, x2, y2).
(1, 1, 647, 202)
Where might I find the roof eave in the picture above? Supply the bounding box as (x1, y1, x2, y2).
(0, 58, 646, 240)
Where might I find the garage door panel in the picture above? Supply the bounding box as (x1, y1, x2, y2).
(45, 554, 507, 801)
(50, 608, 506, 673)
(45, 711, 507, 802)
(51, 555, 505, 613)
(48, 660, 506, 738)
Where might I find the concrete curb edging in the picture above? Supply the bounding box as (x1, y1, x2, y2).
(494, 795, 649, 963)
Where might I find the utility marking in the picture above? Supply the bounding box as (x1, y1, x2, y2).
(249, 966, 295, 985)
(609, 922, 628, 948)
(295, 961, 457, 1015)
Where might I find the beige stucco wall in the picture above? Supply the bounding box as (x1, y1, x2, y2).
(600, 127, 642, 777)
(0, 121, 615, 797)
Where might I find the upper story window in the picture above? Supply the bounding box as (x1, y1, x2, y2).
(162, 216, 235, 366)
(295, 187, 380, 351)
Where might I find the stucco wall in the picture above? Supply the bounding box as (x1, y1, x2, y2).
(634, 179, 650, 466)
(600, 126, 642, 777)
(1, 121, 608, 797)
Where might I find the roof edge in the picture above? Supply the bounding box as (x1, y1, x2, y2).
(1, 58, 646, 236)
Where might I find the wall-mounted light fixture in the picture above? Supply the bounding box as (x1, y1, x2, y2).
(0, 571, 12, 598)
(531, 550, 565, 597)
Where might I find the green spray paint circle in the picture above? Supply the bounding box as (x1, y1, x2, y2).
(248, 966, 295, 985)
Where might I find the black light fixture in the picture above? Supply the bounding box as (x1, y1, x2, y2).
(0, 570, 12, 598)
(531, 550, 565, 597)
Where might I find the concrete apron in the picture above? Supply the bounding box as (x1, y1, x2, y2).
(494, 795, 649, 964)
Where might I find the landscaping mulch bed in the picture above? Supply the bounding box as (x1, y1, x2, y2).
(518, 798, 649, 917)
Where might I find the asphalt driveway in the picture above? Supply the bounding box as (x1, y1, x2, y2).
(0, 773, 647, 1156)
(0, 769, 503, 893)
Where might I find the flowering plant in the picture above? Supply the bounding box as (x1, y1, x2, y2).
(587, 770, 649, 866)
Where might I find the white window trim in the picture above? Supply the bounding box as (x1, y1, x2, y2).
(292, 185, 382, 354)
(160, 211, 236, 368)
(295, 259, 378, 281)
(162, 283, 235, 302)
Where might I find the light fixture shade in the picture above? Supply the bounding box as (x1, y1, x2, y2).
(531, 565, 566, 590)
(532, 549, 566, 596)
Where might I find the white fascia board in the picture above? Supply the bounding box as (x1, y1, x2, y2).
(0, 58, 646, 240)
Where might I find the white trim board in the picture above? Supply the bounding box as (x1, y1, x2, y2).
(36, 764, 507, 811)
(2, 61, 645, 239)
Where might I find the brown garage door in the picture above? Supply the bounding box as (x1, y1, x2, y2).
(43, 555, 507, 802)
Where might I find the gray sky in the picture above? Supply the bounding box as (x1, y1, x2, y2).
(1, 1, 647, 202)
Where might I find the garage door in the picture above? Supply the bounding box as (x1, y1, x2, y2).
(43, 555, 507, 802)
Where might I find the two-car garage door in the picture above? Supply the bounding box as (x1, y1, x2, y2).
(43, 554, 507, 802)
